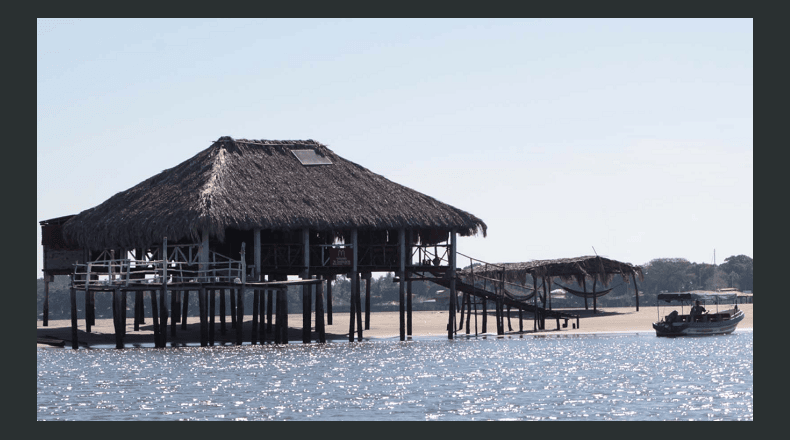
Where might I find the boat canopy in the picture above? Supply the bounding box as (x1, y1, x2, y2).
(657, 291, 738, 303)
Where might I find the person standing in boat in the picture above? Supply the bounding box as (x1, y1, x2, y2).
(690, 300, 706, 322)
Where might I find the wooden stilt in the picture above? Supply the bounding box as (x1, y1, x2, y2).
(316, 279, 326, 343)
(174, 287, 181, 323)
(533, 277, 538, 331)
(399, 228, 406, 341)
(583, 278, 589, 310)
(266, 289, 273, 333)
(355, 272, 363, 341)
(70, 286, 78, 349)
(474, 297, 478, 336)
(220, 289, 227, 334)
(199, 286, 208, 347)
(592, 278, 598, 314)
(302, 283, 311, 344)
(89, 291, 96, 327)
(258, 288, 266, 343)
(541, 277, 549, 330)
(159, 287, 168, 347)
(181, 291, 189, 330)
(348, 277, 356, 342)
(482, 298, 488, 333)
(252, 289, 260, 345)
(235, 288, 244, 345)
(519, 309, 523, 332)
(230, 288, 237, 329)
(448, 230, 457, 340)
(170, 288, 178, 336)
(326, 278, 333, 326)
(134, 291, 142, 331)
(507, 305, 512, 332)
(114, 288, 123, 349)
(465, 292, 472, 335)
(43, 275, 50, 327)
(365, 273, 371, 331)
(280, 288, 288, 344)
(150, 290, 161, 348)
(209, 289, 216, 345)
(458, 291, 466, 332)
(121, 289, 127, 337)
(633, 278, 640, 311)
(85, 289, 92, 333)
(274, 289, 282, 345)
(407, 278, 413, 336)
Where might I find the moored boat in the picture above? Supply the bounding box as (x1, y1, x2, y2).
(653, 291, 745, 337)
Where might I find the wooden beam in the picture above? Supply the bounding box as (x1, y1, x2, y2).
(302, 228, 311, 344)
(399, 228, 406, 341)
(316, 277, 326, 343)
(209, 289, 216, 345)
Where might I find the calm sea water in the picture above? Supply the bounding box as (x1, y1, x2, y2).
(37, 330, 752, 421)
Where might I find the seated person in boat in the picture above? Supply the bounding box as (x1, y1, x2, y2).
(690, 300, 706, 322)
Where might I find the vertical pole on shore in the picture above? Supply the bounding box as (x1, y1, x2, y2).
(399, 227, 406, 341)
(633, 276, 640, 312)
(70, 283, 78, 349)
(209, 289, 216, 345)
(316, 278, 326, 343)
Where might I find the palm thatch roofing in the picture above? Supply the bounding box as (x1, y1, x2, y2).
(63, 137, 487, 250)
(460, 256, 644, 288)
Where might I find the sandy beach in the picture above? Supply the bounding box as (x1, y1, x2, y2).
(37, 303, 752, 348)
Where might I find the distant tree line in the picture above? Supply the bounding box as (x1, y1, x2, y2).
(36, 254, 753, 320)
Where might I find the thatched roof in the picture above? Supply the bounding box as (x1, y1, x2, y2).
(461, 256, 644, 287)
(63, 137, 487, 250)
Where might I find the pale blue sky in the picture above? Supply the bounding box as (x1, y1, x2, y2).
(37, 18, 753, 278)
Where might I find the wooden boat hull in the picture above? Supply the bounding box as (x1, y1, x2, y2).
(653, 309, 745, 337)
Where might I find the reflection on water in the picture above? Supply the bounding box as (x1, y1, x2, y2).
(37, 330, 752, 420)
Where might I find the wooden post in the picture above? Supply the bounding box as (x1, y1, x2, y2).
(532, 274, 538, 331)
(69, 285, 78, 349)
(150, 290, 160, 348)
(355, 272, 363, 341)
(258, 287, 266, 343)
(199, 286, 208, 347)
(160, 237, 168, 347)
(316, 278, 326, 343)
(114, 288, 123, 349)
(302, 228, 311, 344)
(399, 228, 406, 341)
(181, 291, 189, 330)
(252, 289, 260, 345)
(365, 273, 371, 331)
(592, 278, 598, 314)
(220, 289, 227, 334)
(171, 288, 178, 335)
(519, 308, 523, 332)
(507, 305, 512, 332)
(43, 275, 50, 326)
(121, 288, 127, 337)
(134, 291, 142, 331)
(235, 288, 244, 345)
(230, 287, 237, 329)
(407, 229, 413, 336)
(274, 289, 282, 345)
(352, 229, 362, 341)
(209, 289, 216, 345)
(280, 287, 289, 344)
(634, 277, 640, 311)
(448, 230, 456, 340)
(583, 277, 589, 310)
(266, 289, 273, 333)
(482, 297, 488, 333)
(85, 288, 92, 333)
(541, 277, 549, 330)
(326, 277, 333, 326)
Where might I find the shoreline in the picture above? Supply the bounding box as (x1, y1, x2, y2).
(37, 303, 753, 348)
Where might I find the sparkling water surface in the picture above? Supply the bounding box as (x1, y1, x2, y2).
(37, 330, 752, 420)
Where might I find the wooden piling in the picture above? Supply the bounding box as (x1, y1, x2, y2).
(85, 289, 92, 333)
(43, 275, 50, 327)
(465, 293, 472, 335)
(326, 278, 333, 326)
(348, 277, 356, 342)
(230, 288, 237, 329)
(70, 286, 78, 349)
(316, 279, 326, 343)
(302, 283, 311, 344)
(448, 230, 457, 340)
(252, 289, 260, 345)
(274, 289, 282, 345)
(134, 291, 143, 331)
(507, 305, 512, 332)
(266, 289, 273, 334)
(220, 289, 227, 334)
(365, 273, 372, 331)
(170, 288, 178, 336)
(280, 288, 288, 344)
(159, 287, 168, 347)
(181, 291, 189, 330)
(482, 298, 488, 333)
(199, 286, 208, 347)
(209, 289, 216, 345)
(407, 278, 413, 336)
(150, 290, 160, 348)
(258, 288, 266, 343)
(355, 272, 363, 341)
(235, 288, 244, 345)
(114, 288, 123, 349)
(399, 228, 406, 341)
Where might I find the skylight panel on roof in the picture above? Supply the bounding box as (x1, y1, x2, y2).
(292, 149, 333, 166)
